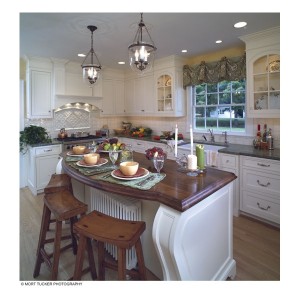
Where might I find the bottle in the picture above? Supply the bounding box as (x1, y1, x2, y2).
(262, 124, 268, 143)
(267, 129, 274, 150)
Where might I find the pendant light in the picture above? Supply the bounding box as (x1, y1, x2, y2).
(128, 13, 157, 74)
(81, 25, 102, 87)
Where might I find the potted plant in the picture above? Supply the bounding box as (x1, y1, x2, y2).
(20, 125, 51, 154)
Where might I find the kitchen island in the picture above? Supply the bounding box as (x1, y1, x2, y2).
(62, 152, 237, 280)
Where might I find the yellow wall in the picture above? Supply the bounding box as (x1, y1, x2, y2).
(186, 46, 245, 65)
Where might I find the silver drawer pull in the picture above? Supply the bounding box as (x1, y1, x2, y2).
(44, 149, 53, 152)
(257, 163, 270, 167)
(226, 160, 229, 163)
(257, 180, 270, 187)
(257, 202, 270, 211)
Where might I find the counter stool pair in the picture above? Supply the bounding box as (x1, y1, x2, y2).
(33, 174, 147, 281)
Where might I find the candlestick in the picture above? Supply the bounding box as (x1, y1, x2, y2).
(190, 124, 193, 155)
(175, 124, 178, 157)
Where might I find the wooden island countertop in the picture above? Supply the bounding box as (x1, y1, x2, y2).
(62, 151, 236, 212)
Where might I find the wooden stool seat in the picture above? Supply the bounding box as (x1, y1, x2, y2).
(73, 210, 147, 281)
(33, 190, 93, 280)
(44, 174, 72, 194)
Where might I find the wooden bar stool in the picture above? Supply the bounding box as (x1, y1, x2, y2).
(33, 190, 96, 280)
(73, 210, 147, 281)
(44, 174, 73, 194)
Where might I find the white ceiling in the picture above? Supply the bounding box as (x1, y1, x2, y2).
(20, 12, 280, 70)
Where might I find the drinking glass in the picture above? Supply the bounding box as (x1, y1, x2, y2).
(153, 155, 165, 174)
(109, 150, 119, 166)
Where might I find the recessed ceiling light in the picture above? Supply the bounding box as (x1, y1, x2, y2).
(181, 50, 187, 53)
(216, 40, 222, 44)
(78, 53, 86, 57)
(118, 61, 125, 65)
(234, 21, 247, 28)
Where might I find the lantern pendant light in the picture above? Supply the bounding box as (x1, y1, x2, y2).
(128, 13, 157, 74)
(81, 25, 102, 87)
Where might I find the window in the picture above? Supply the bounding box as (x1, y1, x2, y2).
(192, 80, 246, 133)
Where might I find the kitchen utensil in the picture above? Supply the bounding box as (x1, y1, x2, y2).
(136, 175, 155, 186)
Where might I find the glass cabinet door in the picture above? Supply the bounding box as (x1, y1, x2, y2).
(157, 74, 173, 112)
(253, 54, 280, 111)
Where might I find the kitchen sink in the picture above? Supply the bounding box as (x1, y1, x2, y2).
(178, 143, 226, 152)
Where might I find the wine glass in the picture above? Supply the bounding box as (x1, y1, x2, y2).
(153, 154, 165, 174)
(109, 149, 119, 166)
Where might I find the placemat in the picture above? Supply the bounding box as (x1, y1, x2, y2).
(92, 172, 166, 190)
(67, 161, 117, 175)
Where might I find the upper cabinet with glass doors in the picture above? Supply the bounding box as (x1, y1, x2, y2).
(240, 27, 280, 118)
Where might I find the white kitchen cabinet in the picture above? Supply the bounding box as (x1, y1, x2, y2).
(239, 27, 280, 118)
(120, 138, 152, 155)
(27, 144, 62, 195)
(124, 75, 155, 115)
(154, 67, 185, 116)
(219, 153, 240, 217)
(239, 155, 280, 224)
(26, 57, 53, 118)
(101, 79, 125, 115)
(64, 61, 102, 97)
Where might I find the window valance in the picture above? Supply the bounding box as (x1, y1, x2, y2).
(183, 54, 246, 88)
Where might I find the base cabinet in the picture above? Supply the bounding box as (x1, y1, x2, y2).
(28, 144, 62, 195)
(239, 155, 280, 224)
(219, 153, 240, 217)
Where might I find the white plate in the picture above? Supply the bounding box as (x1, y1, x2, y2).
(111, 168, 149, 181)
(76, 158, 108, 168)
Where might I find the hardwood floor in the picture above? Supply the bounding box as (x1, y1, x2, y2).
(19, 187, 280, 281)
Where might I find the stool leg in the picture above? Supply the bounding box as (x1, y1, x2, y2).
(51, 220, 63, 280)
(69, 216, 78, 255)
(33, 205, 51, 278)
(97, 241, 105, 280)
(73, 234, 87, 280)
(135, 239, 146, 280)
(117, 248, 127, 280)
(86, 239, 97, 280)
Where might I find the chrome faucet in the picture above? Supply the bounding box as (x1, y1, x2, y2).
(222, 131, 228, 144)
(208, 129, 215, 142)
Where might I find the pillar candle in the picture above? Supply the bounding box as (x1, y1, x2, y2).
(196, 144, 205, 170)
(188, 154, 197, 170)
(174, 124, 178, 157)
(190, 124, 193, 155)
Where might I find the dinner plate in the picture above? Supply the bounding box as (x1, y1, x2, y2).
(76, 158, 108, 168)
(111, 168, 149, 180)
(67, 149, 90, 156)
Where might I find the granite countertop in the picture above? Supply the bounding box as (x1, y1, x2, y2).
(120, 136, 280, 161)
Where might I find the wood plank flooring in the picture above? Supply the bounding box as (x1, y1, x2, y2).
(19, 187, 280, 281)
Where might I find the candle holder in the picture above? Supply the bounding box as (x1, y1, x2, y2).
(187, 169, 199, 177)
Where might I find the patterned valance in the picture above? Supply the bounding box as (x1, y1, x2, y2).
(183, 54, 246, 88)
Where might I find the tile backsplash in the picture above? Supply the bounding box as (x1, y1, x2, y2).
(24, 111, 280, 148)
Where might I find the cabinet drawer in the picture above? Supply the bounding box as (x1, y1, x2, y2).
(220, 154, 238, 169)
(34, 145, 62, 156)
(242, 168, 280, 198)
(241, 156, 279, 173)
(240, 190, 280, 224)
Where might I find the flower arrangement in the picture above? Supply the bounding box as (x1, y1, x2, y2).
(145, 147, 167, 160)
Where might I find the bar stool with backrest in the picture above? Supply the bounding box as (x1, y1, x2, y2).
(73, 210, 147, 281)
(33, 174, 96, 280)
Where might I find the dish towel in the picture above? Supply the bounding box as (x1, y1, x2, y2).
(205, 150, 219, 167)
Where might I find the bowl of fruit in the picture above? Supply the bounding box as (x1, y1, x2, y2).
(97, 138, 126, 152)
(145, 147, 167, 160)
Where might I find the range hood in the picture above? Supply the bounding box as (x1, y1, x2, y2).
(55, 94, 101, 112)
